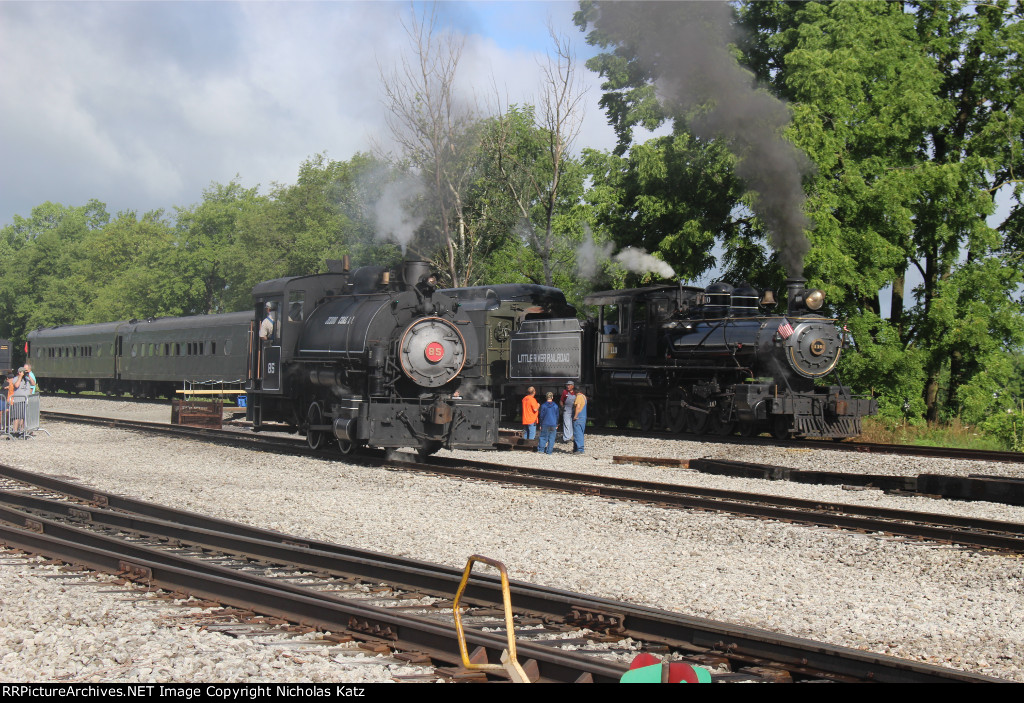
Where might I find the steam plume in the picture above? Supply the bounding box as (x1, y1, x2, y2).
(614, 247, 675, 278)
(372, 174, 424, 253)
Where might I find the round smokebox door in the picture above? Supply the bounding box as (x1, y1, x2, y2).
(786, 322, 842, 378)
(399, 317, 466, 387)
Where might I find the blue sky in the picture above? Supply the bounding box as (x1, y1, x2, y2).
(0, 1, 614, 227)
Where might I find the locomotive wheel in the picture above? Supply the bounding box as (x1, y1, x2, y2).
(614, 410, 631, 429)
(417, 440, 443, 461)
(639, 401, 658, 432)
(737, 420, 759, 437)
(685, 407, 709, 435)
(710, 414, 736, 437)
(306, 402, 325, 451)
(771, 415, 791, 441)
(666, 391, 687, 434)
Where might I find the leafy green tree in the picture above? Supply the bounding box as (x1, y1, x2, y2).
(79, 210, 183, 322)
(173, 180, 268, 315)
(477, 104, 590, 290)
(0, 200, 109, 352)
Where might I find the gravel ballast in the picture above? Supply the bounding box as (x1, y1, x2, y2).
(2, 396, 1023, 682)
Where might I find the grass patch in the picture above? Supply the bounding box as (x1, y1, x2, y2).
(859, 417, 1007, 451)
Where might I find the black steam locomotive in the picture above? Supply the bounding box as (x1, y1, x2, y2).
(582, 278, 876, 439)
(447, 277, 875, 440)
(248, 259, 500, 456)
(28, 260, 501, 456)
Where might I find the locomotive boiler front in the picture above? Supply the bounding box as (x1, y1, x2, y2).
(773, 277, 842, 383)
(297, 289, 471, 394)
(778, 318, 843, 380)
(281, 262, 497, 455)
(398, 317, 467, 387)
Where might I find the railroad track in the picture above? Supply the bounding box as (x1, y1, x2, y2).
(0, 463, 1001, 683)
(37, 411, 1024, 554)
(587, 423, 1024, 464)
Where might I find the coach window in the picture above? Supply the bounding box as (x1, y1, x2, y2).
(175, 343, 181, 356)
(288, 291, 305, 322)
(211, 342, 217, 355)
(224, 340, 232, 355)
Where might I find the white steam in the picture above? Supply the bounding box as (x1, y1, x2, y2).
(372, 174, 424, 253)
(613, 247, 676, 278)
(576, 227, 674, 281)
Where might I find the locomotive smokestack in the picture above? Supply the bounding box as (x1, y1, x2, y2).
(401, 260, 431, 289)
(785, 277, 807, 314)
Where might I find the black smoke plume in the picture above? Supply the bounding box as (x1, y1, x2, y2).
(587, 2, 813, 277)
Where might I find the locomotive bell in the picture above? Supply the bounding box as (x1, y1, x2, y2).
(759, 290, 776, 307)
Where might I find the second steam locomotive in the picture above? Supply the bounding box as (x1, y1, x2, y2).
(447, 276, 876, 440)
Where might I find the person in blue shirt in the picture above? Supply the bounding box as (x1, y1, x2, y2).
(537, 392, 560, 455)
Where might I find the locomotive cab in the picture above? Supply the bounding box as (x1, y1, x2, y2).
(586, 284, 702, 366)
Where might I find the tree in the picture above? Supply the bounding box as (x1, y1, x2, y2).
(485, 27, 588, 287)
(0, 200, 109, 350)
(379, 3, 483, 286)
(173, 180, 268, 315)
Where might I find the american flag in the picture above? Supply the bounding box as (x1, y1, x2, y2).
(778, 318, 794, 340)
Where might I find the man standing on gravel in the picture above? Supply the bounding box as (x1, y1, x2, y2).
(521, 386, 539, 440)
(559, 381, 576, 443)
(23, 362, 37, 394)
(572, 390, 587, 454)
(537, 392, 559, 454)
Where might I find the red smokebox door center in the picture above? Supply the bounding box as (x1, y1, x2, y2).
(424, 342, 445, 364)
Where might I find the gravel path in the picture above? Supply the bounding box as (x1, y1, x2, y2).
(2, 395, 1022, 682)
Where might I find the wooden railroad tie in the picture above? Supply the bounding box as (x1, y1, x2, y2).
(612, 455, 690, 468)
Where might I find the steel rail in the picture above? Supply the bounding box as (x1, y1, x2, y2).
(0, 518, 622, 683)
(584, 423, 1024, 464)
(23, 410, 1024, 551)
(30, 416, 1024, 539)
(22, 413, 1024, 550)
(44, 409, 1024, 464)
(0, 466, 1002, 683)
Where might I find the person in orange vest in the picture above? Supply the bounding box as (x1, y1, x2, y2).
(521, 386, 539, 440)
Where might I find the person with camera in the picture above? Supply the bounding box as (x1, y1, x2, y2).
(9, 366, 33, 435)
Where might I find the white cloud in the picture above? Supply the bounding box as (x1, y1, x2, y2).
(0, 1, 619, 226)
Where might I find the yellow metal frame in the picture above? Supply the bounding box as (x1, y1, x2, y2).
(452, 555, 530, 683)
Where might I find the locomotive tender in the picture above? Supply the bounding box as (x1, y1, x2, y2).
(27, 259, 501, 456)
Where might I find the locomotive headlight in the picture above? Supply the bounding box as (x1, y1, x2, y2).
(805, 289, 825, 311)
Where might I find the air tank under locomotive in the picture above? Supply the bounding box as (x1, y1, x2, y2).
(585, 278, 876, 439)
(246, 260, 500, 456)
